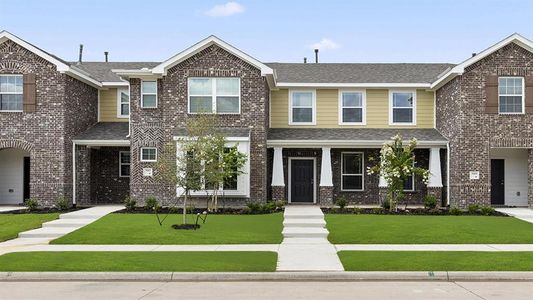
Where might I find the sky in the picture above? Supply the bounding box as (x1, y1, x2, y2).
(1, 0, 532, 64)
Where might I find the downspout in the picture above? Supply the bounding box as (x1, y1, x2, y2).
(446, 142, 450, 206)
(72, 141, 76, 207)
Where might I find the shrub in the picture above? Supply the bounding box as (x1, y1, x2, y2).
(449, 206, 462, 215)
(381, 198, 391, 210)
(123, 196, 136, 211)
(372, 207, 382, 214)
(424, 195, 437, 209)
(480, 206, 496, 216)
(353, 207, 363, 215)
(467, 203, 481, 214)
(336, 196, 347, 210)
(247, 202, 262, 214)
(273, 200, 285, 211)
(144, 197, 159, 211)
(246, 201, 281, 214)
(24, 198, 39, 211)
(168, 206, 180, 214)
(186, 204, 196, 214)
(55, 196, 69, 211)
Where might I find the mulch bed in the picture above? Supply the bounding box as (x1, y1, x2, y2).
(322, 207, 507, 217)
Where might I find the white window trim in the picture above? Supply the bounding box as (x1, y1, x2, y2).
(116, 87, 130, 118)
(338, 89, 366, 125)
(389, 90, 417, 126)
(140, 147, 158, 162)
(119, 151, 131, 178)
(187, 77, 241, 114)
(498, 76, 525, 115)
(289, 89, 316, 125)
(340, 152, 364, 191)
(141, 80, 158, 108)
(0, 74, 23, 112)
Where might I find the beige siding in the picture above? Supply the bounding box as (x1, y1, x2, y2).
(270, 88, 434, 128)
(99, 88, 128, 122)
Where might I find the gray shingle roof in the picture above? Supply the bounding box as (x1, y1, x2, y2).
(268, 128, 447, 142)
(265, 63, 454, 84)
(72, 62, 160, 82)
(74, 122, 129, 140)
(174, 127, 250, 137)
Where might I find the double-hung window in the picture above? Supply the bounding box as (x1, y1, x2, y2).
(119, 151, 131, 177)
(290, 90, 315, 125)
(390, 91, 415, 125)
(339, 91, 365, 124)
(188, 78, 240, 114)
(0, 75, 23, 111)
(117, 88, 130, 118)
(498, 77, 524, 114)
(140, 147, 157, 162)
(141, 81, 157, 108)
(341, 152, 364, 191)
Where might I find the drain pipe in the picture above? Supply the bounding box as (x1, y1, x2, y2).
(72, 141, 77, 207)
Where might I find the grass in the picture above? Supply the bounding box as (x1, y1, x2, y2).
(52, 213, 283, 244)
(0, 213, 59, 242)
(0, 251, 277, 272)
(326, 214, 533, 244)
(338, 251, 533, 271)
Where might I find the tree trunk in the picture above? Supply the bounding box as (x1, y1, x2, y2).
(183, 191, 188, 224)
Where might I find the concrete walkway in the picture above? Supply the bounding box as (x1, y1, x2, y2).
(277, 206, 344, 271)
(496, 208, 533, 223)
(0, 206, 25, 213)
(336, 244, 533, 251)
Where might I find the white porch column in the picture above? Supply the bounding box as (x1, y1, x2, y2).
(271, 147, 285, 186)
(428, 147, 443, 187)
(379, 174, 388, 188)
(320, 147, 333, 186)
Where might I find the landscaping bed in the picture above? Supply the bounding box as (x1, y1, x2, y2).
(0, 251, 277, 272)
(0, 213, 59, 242)
(326, 214, 533, 244)
(338, 251, 533, 271)
(323, 207, 505, 216)
(51, 213, 283, 244)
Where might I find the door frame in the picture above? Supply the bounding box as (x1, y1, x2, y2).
(490, 158, 505, 206)
(288, 157, 316, 204)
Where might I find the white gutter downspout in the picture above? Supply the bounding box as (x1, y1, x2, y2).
(446, 142, 450, 206)
(72, 141, 76, 206)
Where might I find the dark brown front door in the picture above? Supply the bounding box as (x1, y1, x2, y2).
(290, 159, 314, 203)
(491, 159, 505, 205)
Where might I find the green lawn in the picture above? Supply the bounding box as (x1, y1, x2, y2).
(52, 213, 283, 244)
(0, 251, 277, 272)
(0, 213, 59, 242)
(326, 215, 533, 244)
(339, 251, 533, 271)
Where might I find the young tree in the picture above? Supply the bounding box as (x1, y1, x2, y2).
(368, 134, 430, 211)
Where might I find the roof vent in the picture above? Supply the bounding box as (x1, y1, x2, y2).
(303, 57, 307, 63)
(78, 44, 83, 64)
(314, 49, 319, 63)
(104, 51, 109, 62)
(472, 53, 477, 57)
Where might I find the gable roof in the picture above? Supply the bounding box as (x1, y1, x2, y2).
(431, 33, 533, 89)
(73, 62, 159, 83)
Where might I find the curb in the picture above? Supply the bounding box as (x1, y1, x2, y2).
(3, 271, 533, 281)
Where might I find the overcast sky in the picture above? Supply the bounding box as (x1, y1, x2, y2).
(1, 0, 532, 63)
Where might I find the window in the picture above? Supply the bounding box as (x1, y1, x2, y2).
(188, 78, 240, 114)
(339, 91, 365, 124)
(117, 88, 129, 118)
(119, 151, 131, 177)
(403, 161, 415, 191)
(499, 77, 524, 114)
(390, 91, 415, 124)
(141, 81, 157, 108)
(222, 148, 238, 190)
(140, 147, 157, 162)
(341, 152, 364, 191)
(0, 75, 23, 111)
(290, 90, 315, 125)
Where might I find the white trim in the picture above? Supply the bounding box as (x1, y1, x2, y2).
(119, 151, 131, 178)
(271, 147, 285, 187)
(116, 87, 130, 118)
(140, 147, 157, 162)
(102, 81, 129, 87)
(288, 157, 316, 204)
(338, 89, 366, 125)
(141, 80, 158, 108)
(267, 139, 447, 148)
(340, 152, 364, 192)
(288, 89, 316, 125)
(187, 77, 241, 114)
(72, 140, 130, 146)
(278, 82, 431, 88)
(389, 90, 417, 126)
(97, 90, 101, 122)
(173, 136, 249, 142)
(498, 76, 525, 115)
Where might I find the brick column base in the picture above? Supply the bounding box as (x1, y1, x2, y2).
(427, 187, 443, 207)
(76, 145, 91, 206)
(271, 186, 285, 201)
(319, 186, 334, 206)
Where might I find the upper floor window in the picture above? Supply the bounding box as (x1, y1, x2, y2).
(499, 77, 524, 114)
(290, 90, 315, 125)
(117, 88, 129, 118)
(0, 75, 23, 111)
(188, 78, 240, 114)
(341, 152, 364, 191)
(339, 91, 365, 125)
(141, 81, 157, 108)
(390, 91, 416, 125)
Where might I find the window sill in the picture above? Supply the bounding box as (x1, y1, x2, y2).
(289, 122, 316, 126)
(339, 122, 366, 126)
(340, 189, 365, 192)
(0, 110, 23, 113)
(188, 112, 241, 115)
(498, 112, 525, 115)
(389, 123, 416, 126)
(117, 115, 129, 119)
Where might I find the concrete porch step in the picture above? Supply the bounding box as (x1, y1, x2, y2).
(283, 219, 326, 228)
(42, 219, 93, 228)
(18, 227, 78, 239)
(282, 227, 329, 238)
(283, 213, 324, 220)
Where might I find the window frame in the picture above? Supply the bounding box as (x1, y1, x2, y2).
(141, 80, 158, 109)
(498, 76, 525, 115)
(289, 89, 316, 125)
(187, 77, 241, 114)
(116, 87, 130, 118)
(118, 151, 131, 178)
(340, 152, 365, 192)
(389, 90, 417, 126)
(140, 147, 158, 162)
(338, 89, 366, 125)
(0, 74, 24, 112)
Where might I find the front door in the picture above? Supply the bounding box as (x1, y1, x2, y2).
(290, 159, 314, 203)
(491, 159, 505, 205)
